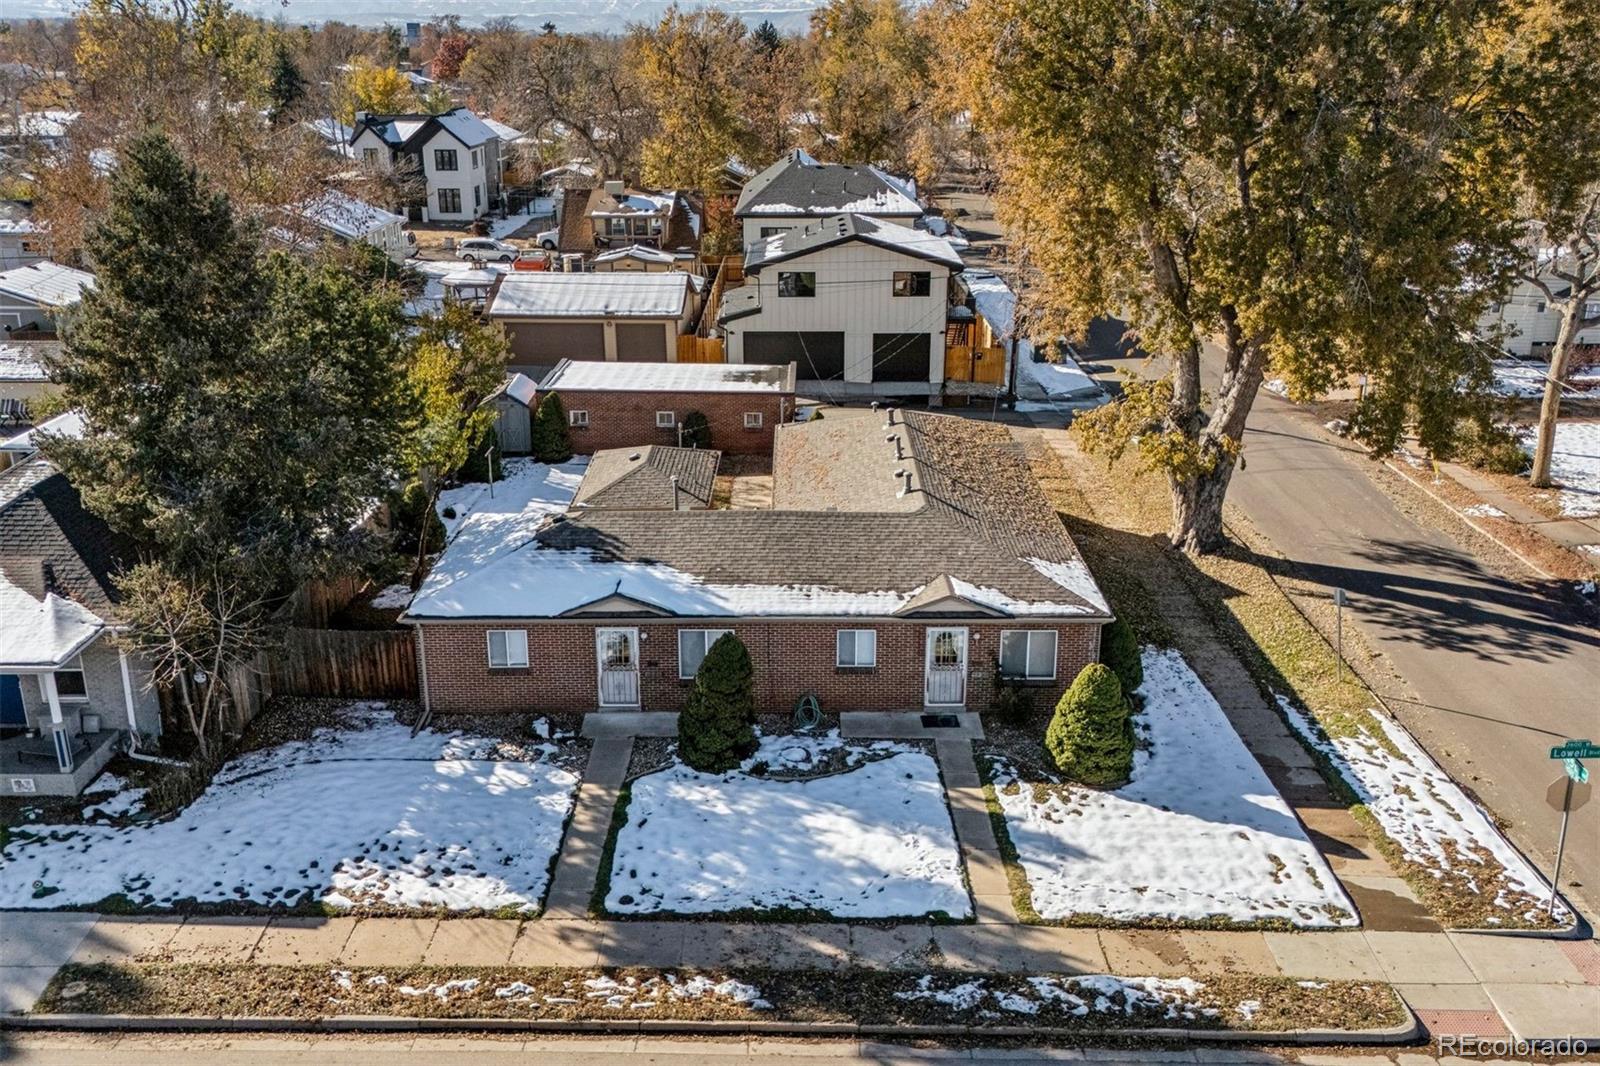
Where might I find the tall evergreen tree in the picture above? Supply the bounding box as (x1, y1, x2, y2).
(266, 39, 306, 123)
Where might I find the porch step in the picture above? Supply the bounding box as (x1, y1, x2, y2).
(581, 712, 679, 739)
(839, 711, 985, 740)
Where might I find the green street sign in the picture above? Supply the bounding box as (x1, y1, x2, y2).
(1565, 758, 1590, 784)
(1550, 739, 1600, 760)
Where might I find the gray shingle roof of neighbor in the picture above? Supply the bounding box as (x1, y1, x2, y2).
(0, 457, 140, 619)
(743, 214, 966, 273)
(735, 149, 923, 219)
(572, 446, 721, 511)
(511, 409, 1109, 619)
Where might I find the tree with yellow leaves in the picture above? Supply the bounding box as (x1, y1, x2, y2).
(335, 59, 418, 123)
(633, 6, 753, 192)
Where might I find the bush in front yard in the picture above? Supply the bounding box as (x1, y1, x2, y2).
(1452, 418, 1528, 475)
(1045, 663, 1134, 787)
(678, 633, 757, 773)
(1099, 617, 1143, 695)
(532, 392, 573, 463)
(680, 410, 712, 449)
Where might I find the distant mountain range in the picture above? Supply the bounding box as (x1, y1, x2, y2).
(10, 0, 824, 32)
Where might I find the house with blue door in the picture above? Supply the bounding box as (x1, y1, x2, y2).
(0, 455, 162, 795)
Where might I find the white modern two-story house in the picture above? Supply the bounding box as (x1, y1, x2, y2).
(348, 108, 501, 223)
(733, 149, 923, 251)
(718, 214, 964, 401)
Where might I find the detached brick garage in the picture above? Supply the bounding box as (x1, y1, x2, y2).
(537, 359, 797, 457)
(404, 408, 1112, 716)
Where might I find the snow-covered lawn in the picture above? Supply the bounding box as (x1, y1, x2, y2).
(1013, 352, 1106, 414)
(1519, 421, 1600, 517)
(1492, 359, 1600, 398)
(991, 648, 1356, 927)
(0, 706, 580, 912)
(1280, 698, 1568, 924)
(604, 732, 970, 919)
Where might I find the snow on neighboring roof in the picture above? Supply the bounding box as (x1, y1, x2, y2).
(442, 263, 509, 288)
(539, 160, 596, 182)
(540, 359, 795, 394)
(1, 409, 85, 454)
(0, 110, 79, 140)
(293, 190, 404, 240)
(0, 261, 94, 306)
(434, 108, 498, 148)
(482, 116, 525, 142)
(591, 244, 692, 265)
(745, 214, 963, 272)
(0, 340, 56, 381)
(962, 269, 1017, 341)
(502, 372, 538, 407)
(736, 151, 922, 218)
(0, 570, 105, 670)
(305, 116, 353, 145)
(402, 70, 434, 87)
(0, 218, 38, 235)
(589, 192, 676, 217)
(488, 271, 692, 319)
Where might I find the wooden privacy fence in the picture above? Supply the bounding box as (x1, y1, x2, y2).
(269, 627, 417, 699)
(944, 344, 1007, 385)
(677, 333, 726, 363)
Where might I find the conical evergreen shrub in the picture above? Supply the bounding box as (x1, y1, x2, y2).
(1044, 663, 1134, 787)
(678, 633, 757, 772)
(1099, 618, 1143, 696)
(532, 391, 573, 463)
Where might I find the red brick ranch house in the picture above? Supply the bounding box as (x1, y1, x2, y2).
(403, 408, 1111, 715)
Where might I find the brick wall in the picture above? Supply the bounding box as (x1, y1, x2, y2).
(415, 618, 1103, 715)
(554, 388, 789, 456)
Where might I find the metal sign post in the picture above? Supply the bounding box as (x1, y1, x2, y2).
(1332, 588, 1348, 684)
(1544, 740, 1597, 918)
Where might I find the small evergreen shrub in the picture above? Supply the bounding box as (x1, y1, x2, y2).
(458, 423, 502, 483)
(990, 661, 1034, 727)
(680, 410, 712, 449)
(389, 480, 445, 557)
(1453, 418, 1528, 475)
(1099, 618, 1143, 696)
(678, 633, 757, 772)
(532, 392, 574, 463)
(1045, 663, 1134, 788)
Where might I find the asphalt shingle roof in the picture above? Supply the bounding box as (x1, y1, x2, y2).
(735, 151, 922, 219)
(0, 457, 139, 618)
(572, 446, 720, 511)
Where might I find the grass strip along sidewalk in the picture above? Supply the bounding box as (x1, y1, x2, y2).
(36, 963, 1406, 1037)
(1021, 428, 1568, 930)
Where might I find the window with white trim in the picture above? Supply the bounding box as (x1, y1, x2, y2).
(486, 629, 529, 669)
(569, 409, 589, 427)
(656, 410, 676, 428)
(678, 629, 732, 679)
(836, 629, 877, 668)
(42, 657, 89, 701)
(743, 412, 763, 429)
(999, 630, 1057, 680)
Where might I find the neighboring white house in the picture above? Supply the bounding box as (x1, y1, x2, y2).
(281, 190, 409, 263)
(718, 214, 963, 401)
(1478, 272, 1600, 359)
(733, 149, 923, 250)
(487, 270, 704, 373)
(0, 262, 94, 336)
(347, 107, 502, 223)
(0, 210, 44, 271)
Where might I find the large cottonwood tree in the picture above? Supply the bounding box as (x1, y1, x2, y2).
(948, 0, 1522, 552)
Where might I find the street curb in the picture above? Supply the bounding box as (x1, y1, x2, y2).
(0, 1009, 1423, 1046)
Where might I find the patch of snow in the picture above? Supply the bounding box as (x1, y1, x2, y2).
(427, 455, 587, 569)
(606, 743, 968, 919)
(994, 648, 1356, 926)
(1236, 999, 1262, 1021)
(895, 974, 1219, 1021)
(1279, 697, 1568, 922)
(1019, 352, 1103, 401)
(399, 978, 480, 999)
(0, 706, 580, 912)
(1461, 503, 1508, 519)
(1491, 360, 1600, 398)
(1519, 422, 1600, 517)
(1263, 378, 1289, 397)
(368, 582, 413, 609)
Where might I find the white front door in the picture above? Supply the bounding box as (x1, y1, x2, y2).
(924, 627, 968, 707)
(595, 627, 640, 707)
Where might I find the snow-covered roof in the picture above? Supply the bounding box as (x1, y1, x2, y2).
(502, 372, 538, 407)
(540, 358, 796, 394)
(589, 192, 676, 218)
(0, 110, 79, 140)
(0, 218, 38, 235)
(0, 339, 57, 381)
(1, 410, 85, 454)
(0, 261, 94, 306)
(488, 271, 692, 319)
(305, 116, 353, 146)
(963, 269, 1017, 342)
(293, 190, 404, 240)
(591, 244, 693, 265)
(744, 214, 963, 273)
(482, 117, 525, 142)
(442, 263, 509, 288)
(0, 570, 105, 670)
(402, 70, 434, 87)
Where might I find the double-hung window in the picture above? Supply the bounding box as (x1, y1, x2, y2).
(892, 271, 931, 297)
(486, 629, 529, 669)
(743, 412, 763, 429)
(437, 188, 462, 214)
(435, 148, 459, 171)
(655, 410, 676, 428)
(471, 149, 480, 169)
(569, 409, 589, 427)
(777, 271, 816, 298)
(999, 630, 1057, 681)
(836, 629, 877, 668)
(362, 147, 379, 167)
(678, 629, 732, 679)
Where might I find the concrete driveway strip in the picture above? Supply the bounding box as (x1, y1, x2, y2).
(1076, 340, 1600, 917)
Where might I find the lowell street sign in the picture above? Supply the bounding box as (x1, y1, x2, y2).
(1550, 739, 1600, 760)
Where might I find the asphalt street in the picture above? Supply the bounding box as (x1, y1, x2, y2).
(1077, 341, 1600, 919)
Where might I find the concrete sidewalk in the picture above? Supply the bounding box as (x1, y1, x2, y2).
(5, 908, 1597, 1041)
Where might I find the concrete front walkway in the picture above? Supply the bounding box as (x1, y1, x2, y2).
(543, 736, 634, 919)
